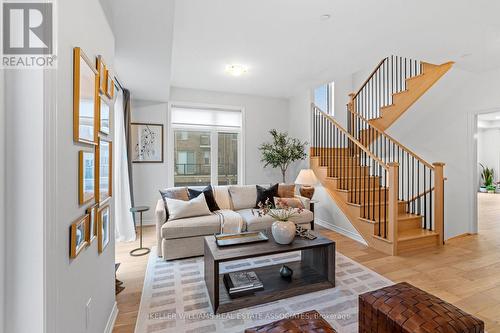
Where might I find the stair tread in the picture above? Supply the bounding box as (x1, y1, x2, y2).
(347, 200, 407, 208)
(358, 213, 422, 224)
(337, 186, 387, 191)
(398, 228, 438, 241)
(326, 175, 379, 180)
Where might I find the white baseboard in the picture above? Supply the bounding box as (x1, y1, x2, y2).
(315, 218, 368, 246)
(104, 301, 118, 333)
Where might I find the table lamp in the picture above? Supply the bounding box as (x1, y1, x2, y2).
(295, 169, 318, 199)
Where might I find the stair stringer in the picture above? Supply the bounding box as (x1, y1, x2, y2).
(311, 157, 395, 255)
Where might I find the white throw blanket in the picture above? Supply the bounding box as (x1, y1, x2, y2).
(214, 210, 243, 234)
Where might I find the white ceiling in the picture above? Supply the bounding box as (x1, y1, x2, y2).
(102, 0, 500, 100)
(100, 0, 175, 102)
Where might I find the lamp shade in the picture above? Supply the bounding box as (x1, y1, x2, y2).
(294, 169, 318, 185)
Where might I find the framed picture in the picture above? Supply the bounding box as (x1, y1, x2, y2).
(85, 203, 99, 243)
(79, 151, 95, 205)
(131, 123, 164, 163)
(99, 96, 110, 135)
(97, 205, 110, 253)
(70, 214, 89, 258)
(73, 47, 99, 145)
(107, 77, 114, 99)
(96, 55, 107, 94)
(97, 138, 112, 203)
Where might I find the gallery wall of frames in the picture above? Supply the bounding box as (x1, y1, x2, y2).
(70, 47, 118, 259)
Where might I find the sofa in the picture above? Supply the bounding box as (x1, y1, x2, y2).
(155, 185, 314, 260)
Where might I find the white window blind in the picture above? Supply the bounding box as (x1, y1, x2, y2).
(171, 107, 242, 128)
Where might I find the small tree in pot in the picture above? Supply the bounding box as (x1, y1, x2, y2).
(259, 129, 308, 183)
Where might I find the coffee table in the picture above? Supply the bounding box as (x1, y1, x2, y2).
(204, 232, 335, 314)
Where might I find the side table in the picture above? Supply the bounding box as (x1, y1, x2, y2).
(129, 206, 150, 256)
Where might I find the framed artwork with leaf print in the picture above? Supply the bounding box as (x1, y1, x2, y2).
(130, 123, 164, 163)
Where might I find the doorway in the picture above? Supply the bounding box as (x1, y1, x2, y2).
(475, 110, 500, 235)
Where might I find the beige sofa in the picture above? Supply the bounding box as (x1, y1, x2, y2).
(155, 185, 314, 260)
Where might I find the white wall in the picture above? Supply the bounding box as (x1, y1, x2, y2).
(477, 127, 500, 186)
(50, 0, 117, 332)
(131, 100, 169, 223)
(4, 70, 45, 333)
(170, 87, 290, 184)
(0, 69, 5, 333)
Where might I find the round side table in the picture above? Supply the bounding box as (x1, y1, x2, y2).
(130, 206, 151, 256)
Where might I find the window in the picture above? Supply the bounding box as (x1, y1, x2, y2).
(314, 82, 334, 115)
(171, 105, 243, 187)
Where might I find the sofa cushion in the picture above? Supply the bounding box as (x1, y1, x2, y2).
(159, 187, 189, 221)
(212, 186, 232, 210)
(274, 197, 304, 209)
(188, 185, 220, 212)
(229, 185, 257, 210)
(165, 193, 211, 221)
(278, 184, 296, 198)
(161, 214, 221, 239)
(256, 184, 279, 208)
(237, 208, 314, 231)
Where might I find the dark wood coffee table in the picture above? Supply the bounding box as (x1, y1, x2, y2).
(204, 232, 335, 314)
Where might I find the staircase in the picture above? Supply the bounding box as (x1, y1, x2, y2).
(311, 56, 451, 255)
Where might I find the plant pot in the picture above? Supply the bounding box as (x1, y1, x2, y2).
(488, 190, 495, 194)
(479, 187, 487, 193)
(271, 221, 296, 245)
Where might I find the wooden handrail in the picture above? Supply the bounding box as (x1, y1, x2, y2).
(347, 107, 435, 170)
(312, 104, 389, 171)
(353, 57, 387, 98)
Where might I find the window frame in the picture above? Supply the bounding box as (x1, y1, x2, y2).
(168, 102, 245, 187)
(314, 82, 334, 115)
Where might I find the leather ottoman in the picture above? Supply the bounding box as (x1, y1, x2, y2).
(359, 282, 484, 333)
(245, 310, 337, 333)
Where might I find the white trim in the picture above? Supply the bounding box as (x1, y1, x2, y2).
(104, 302, 118, 333)
(44, 63, 58, 333)
(167, 101, 246, 187)
(468, 107, 500, 235)
(314, 218, 368, 246)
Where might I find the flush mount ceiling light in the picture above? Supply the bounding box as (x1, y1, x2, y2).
(225, 64, 248, 77)
(320, 14, 331, 21)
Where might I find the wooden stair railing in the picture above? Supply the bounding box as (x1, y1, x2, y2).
(346, 106, 445, 245)
(350, 55, 453, 131)
(312, 105, 445, 254)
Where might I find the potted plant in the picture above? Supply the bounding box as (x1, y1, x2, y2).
(259, 129, 307, 183)
(479, 163, 494, 193)
(254, 198, 303, 245)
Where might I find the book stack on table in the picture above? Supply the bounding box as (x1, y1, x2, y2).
(223, 271, 264, 298)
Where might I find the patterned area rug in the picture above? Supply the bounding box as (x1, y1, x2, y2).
(135, 247, 393, 333)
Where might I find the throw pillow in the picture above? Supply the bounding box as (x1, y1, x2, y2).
(274, 196, 304, 209)
(159, 187, 189, 222)
(188, 185, 220, 212)
(255, 183, 279, 208)
(229, 185, 258, 210)
(278, 183, 296, 198)
(165, 193, 211, 221)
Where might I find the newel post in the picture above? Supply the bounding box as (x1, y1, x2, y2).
(388, 162, 399, 255)
(433, 162, 445, 246)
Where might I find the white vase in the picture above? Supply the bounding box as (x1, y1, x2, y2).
(271, 221, 296, 245)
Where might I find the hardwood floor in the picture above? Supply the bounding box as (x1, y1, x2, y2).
(113, 193, 500, 332)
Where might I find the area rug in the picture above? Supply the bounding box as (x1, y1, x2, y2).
(134, 247, 393, 333)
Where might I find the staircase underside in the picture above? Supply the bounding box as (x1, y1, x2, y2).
(311, 156, 439, 256)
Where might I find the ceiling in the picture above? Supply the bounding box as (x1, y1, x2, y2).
(102, 0, 500, 101)
(100, 0, 175, 102)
